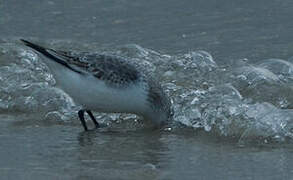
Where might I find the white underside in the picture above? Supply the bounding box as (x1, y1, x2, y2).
(42, 58, 149, 115)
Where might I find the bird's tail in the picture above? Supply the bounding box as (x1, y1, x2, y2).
(20, 39, 82, 74)
(20, 39, 48, 54)
(20, 39, 67, 66)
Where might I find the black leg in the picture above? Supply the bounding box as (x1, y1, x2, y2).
(86, 110, 100, 128)
(78, 110, 88, 131)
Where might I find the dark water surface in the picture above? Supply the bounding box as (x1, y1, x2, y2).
(1, 0, 293, 179)
(2, 0, 293, 61)
(1, 115, 293, 180)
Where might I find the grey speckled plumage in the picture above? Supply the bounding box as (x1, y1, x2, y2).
(20, 39, 172, 130)
(52, 51, 142, 87)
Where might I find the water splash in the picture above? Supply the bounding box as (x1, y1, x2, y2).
(1, 40, 293, 143)
(0, 43, 75, 122)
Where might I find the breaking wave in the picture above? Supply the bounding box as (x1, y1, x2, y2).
(1, 39, 293, 144)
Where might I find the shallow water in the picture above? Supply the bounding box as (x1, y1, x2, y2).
(1, 118, 293, 180)
(1, 0, 293, 179)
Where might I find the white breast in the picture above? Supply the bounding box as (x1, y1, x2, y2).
(47, 61, 149, 115)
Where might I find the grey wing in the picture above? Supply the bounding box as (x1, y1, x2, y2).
(85, 54, 141, 87)
(21, 39, 141, 87)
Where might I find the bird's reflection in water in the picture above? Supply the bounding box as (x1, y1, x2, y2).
(76, 126, 170, 173)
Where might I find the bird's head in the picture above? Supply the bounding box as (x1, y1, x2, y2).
(143, 79, 173, 127)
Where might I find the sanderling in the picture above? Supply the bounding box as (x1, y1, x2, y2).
(20, 39, 172, 131)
